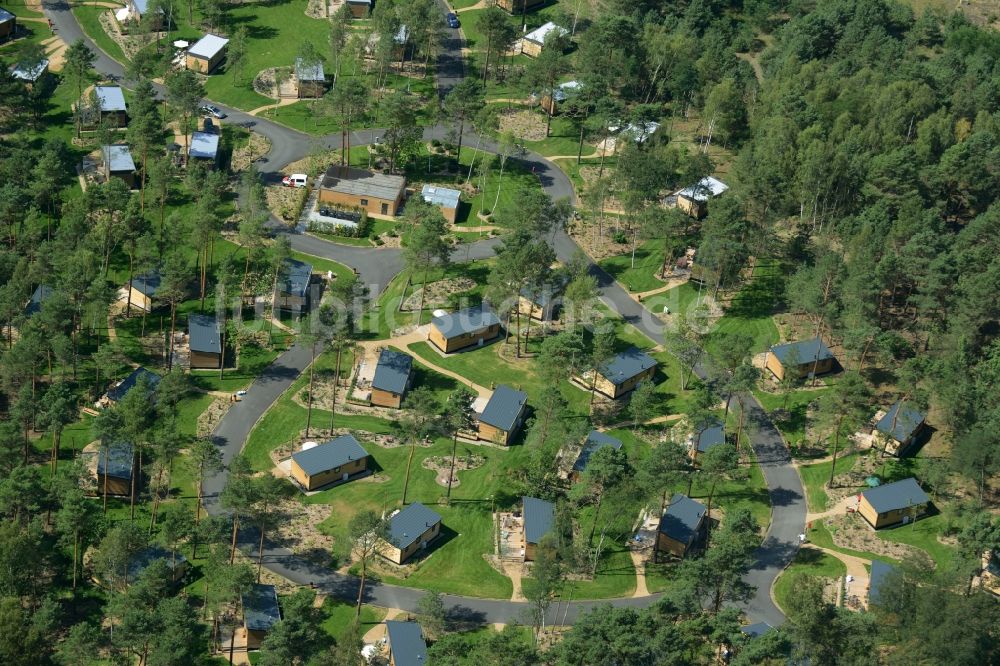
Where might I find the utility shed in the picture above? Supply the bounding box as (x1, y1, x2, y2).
(858, 478, 930, 529)
(242, 584, 281, 648)
(275, 258, 313, 313)
(593, 347, 658, 399)
(874, 401, 926, 457)
(382, 502, 442, 565)
(385, 621, 427, 666)
(656, 493, 707, 558)
(188, 314, 222, 369)
(102, 145, 137, 188)
(477, 384, 528, 445)
(370, 349, 414, 408)
(289, 434, 370, 491)
(97, 442, 134, 496)
(522, 496, 554, 561)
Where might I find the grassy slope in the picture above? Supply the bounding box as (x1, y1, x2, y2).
(798, 453, 859, 513)
(597, 239, 669, 294)
(773, 548, 846, 614)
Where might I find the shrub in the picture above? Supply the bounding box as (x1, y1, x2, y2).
(612, 230, 628, 244)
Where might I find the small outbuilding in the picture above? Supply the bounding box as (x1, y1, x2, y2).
(673, 176, 728, 219)
(121, 270, 161, 312)
(656, 493, 707, 558)
(126, 546, 188, 586)
(381, 502, 442, 565)
(318, 166, 406, 217)
(571, 430, 623, 481)
(522, 496, 554, 562)
(858, 477, 930, 529)
(873, 400, 925, 457)
(370, 349, 413, 408)
(346, 0, 371, 17)
(102, 145, 137, 188)
(242, 584, 281, 649)
(275, 258, 313, 313)
(95, 85, 128, 126)
(521, 22, 568, 58)
(188, 131, 220, 166)
(102, 366, 161, 407)
(0, 8, 16, 42)
(421, 184, 461, 223)
(518, 274, 569, 322)
(97, 442, 135, 496)
(289, 434, 370, 491)
(592, 347, 658, 399)
(295, 58, 326, 98)
(477, 384, 528, 445)
(689, 421, 725, 461)
(186, 33, 229, 73)
(385, 620, 427, 666)
(188, 313, 222, 369)
(764, 337, 836, 381)
(24, 284, 53, 318)
(428, 304, 501, 353)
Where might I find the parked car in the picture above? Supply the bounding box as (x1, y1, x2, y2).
(282, 173, 308, 188)
(446, 12, 459, 28)
(201, 104, 226, 119)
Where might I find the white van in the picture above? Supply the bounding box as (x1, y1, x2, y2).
(282, 173, 308, 188)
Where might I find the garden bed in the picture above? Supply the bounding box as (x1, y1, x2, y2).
(401, 277, 476, 312)
(421, 453, 485, 488)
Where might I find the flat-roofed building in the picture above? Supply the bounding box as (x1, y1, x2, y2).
(318, 166, 406, 217)
(102, 145, 137, 188)
(189, 131, 220, 166)
(95, 85, 128, 126)
(421, 184, 461, 223)
(186, 34, 229, 73)
(294, 58, 326, 98)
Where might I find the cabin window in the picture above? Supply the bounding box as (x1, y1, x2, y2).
(360, 198, 369, 206)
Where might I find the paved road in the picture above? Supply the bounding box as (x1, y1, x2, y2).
(46, 1, 804, 627)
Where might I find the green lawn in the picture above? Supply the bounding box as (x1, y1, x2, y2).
(597, 239, 668, 294)
(773, 548, 846, 613)
(807, 522, 900, 565)
(704, 259, 782, 357)
(798, 454, 859, 513)
(754, 387, 831, 450)
(189, 343, 279, 393)
(320, 599, 386, 643)
(877, 514, 953, 570)
(71, 6, 130, 64)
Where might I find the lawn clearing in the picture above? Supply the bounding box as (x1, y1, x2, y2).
(596, 240, 668, 293)
(798, 454, 859, 513)
(773, 548, 846, 613)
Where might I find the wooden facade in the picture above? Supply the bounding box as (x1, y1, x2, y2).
(346, 0, 371, 17)
(428, 321, 500, 353)
(496, 0, 546, 13)
(0, 11, 15, 41)
(765, 352, 834, 381)
(289, 455, 368, 492)
(478, 420, 515, 446)
(317, 185, 403, 217)
(379, 521, 440, 565)
(371, 387, 403, 409)
(858, 495, 928, 529)
(317, 167, 406, 217)
(190, 349, 221, 369)
(593, 365, 656, 399)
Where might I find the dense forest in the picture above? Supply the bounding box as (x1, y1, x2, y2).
(0, 0, 999, 663)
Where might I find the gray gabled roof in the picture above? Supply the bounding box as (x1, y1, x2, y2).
(388, 502, 441, 550)
(295, 57, 325, 82)
(291, 434, 369, 477)
(861, 477, 929, 514)
(599, 347, 657, 386)
(127, 545, 187, 582)
(103, 144, 136, 173)
(523, 496, 554, 545)
(98, 442, 133, 480)
(321, 166, 406, 201)
(132, 271, 161, 297)
(479, 384, 527, 432)
(188, 33, 229, 60)
(385, 621, 427, 666)
(242, 584, 281, 631)
(24, 284, 53, 317)
(421, 184, 461, 209)
(371, 349, 412, 395)
(875, 401, 924, 444)
(658, 493, 707, 545)
(677, 176, 728, 203)
(189, 131, 220, 160)
(573, 430, 623, 473)
(696, 422, 725, 453)
(95, 85, 127, 112)
(280, 258, 312, 298)
(10, 58, 47, 82)
(188, 313, 221, 354)
(431, 304, 501, 340)
(106, 366, 161, 402)
(868, 560, 896, 606)
(741, 621, 773, 638)
(0, 8, 14, 22)
(769, 337, 835, 367)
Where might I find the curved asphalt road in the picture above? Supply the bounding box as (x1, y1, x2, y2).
(45, 0, 804, 627)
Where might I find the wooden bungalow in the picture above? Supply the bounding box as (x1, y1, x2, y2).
(520, 22, 568, 58)
(120, 271, 161, 312)
(370, 349, 413, 409)
(242, 584, 281, 649)
(294, 58, 326, 98)
(522, 496, 554, 562)
(186, 34, 229, 74)
(346, 0, 371, 18)
(518, 274, 569, 322)
(590, 347, 657, 399)
(94, 86, 128, 127)
(0, 8, 16, 42)
(764, 338, 836, 381)
(570, 430, 623, 482)
(188, 131, 220, 167)
(858, 478, 930, 529)
(656, 493, 707, 558)
(380, 502, 442, 565)
(421, 184, 461, 223)
(428, 305, 501, 353)
(10, 58, 48, 88)
(188, 313, 222, 369)
(672, 176, 728, 219)
(102, 145, 137, 188)
(274, 258, 313, 314)
(96, 442, 135, 496)
(873, 400, 926, 457)
(289, 435, 370, 491)
(688, 421, 725, 462)
(125, 546, 188, 587)
(24, 284, 53, 318)
(318, 166, 406, 217)
(385, 621, 427, 666)
(100, 367, 161, 408)
(477, 384, 528, 445)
